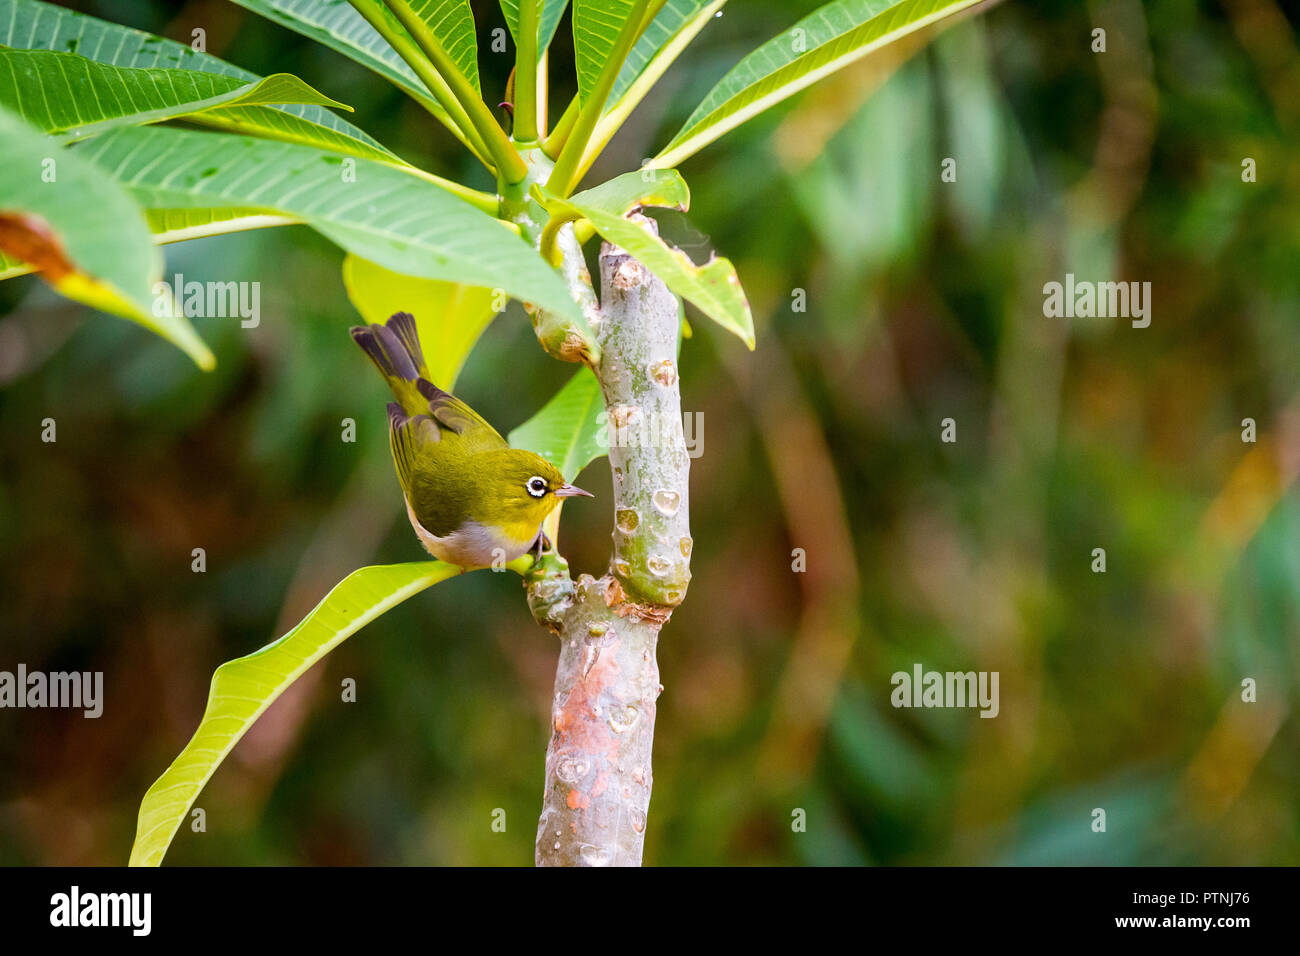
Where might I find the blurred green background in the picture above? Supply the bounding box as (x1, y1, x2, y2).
(1, 0, 1297, 865)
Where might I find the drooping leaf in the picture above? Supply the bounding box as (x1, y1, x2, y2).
(0, 0, 396, 161)
(541, 169, 754, 348)
(656, 0, 983, 167)
(553, 166, 691, 217)
(0, 49, 349, 143)
(0, 106, 212, 367)
(128, 561, 461, 866)
(508, 367, 607, 481)
(500, 0, 571, 52)
(1, 208, 300, 283)
(75, 125, 584, 323)
(342, 254, 498, 389)
(571, 0, 641, 106)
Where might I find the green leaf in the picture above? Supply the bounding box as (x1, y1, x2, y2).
(342, 254, 498, 389)
(571, 0, 641, 106)
(500, 0, 571, 52)
(541, 169, 754, 348)
(128, 561, 461, 866)
(392, 0, 482, 93)
(0, 48, 349, 143)
(0, 0, 395, 161)
(228, 0, 447, 114)
(607, 0, 716, 104)
(509, 367, 607, 481)
(656, 0, 983, 167)
(75, 125, 584, 322)
(1, 207, 300, 282)
(145, 207, 299, 244)
(0, 106, 212, 367)
(180, 103, 399, 162)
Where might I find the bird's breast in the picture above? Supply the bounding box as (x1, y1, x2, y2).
(404, 497, 537, 569)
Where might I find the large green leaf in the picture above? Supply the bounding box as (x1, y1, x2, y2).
(500, 0, 570, 52)
(0, 0, 395, 161)
(0, 106, 212, 367)
(74, 125, 584, 322)
(541, 169, 754, 348)
(0, 48, 349, 143)
(229, 0, 445, 113)
(129, 561, 461, 866)
(342, 254, 497, 389)
(145, 208, 299, 244)
(607, 0, 717, 104)
(390, 0, 482, 93)
(1, 208, 300, 282)
(508, 367, 606, 482)
(571, 0, 641, 106)
(656, 0, 983, 167)
(180, 103, 398, 162)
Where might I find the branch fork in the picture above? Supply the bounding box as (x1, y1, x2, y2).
(526, 218, 690, 866)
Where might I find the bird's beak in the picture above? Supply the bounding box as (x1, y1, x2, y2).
(554, 483, 594, 498)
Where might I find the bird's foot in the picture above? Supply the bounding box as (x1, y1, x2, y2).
(531, 531, 553, 562)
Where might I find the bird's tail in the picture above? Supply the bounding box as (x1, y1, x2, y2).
(350, 312, 431, 410)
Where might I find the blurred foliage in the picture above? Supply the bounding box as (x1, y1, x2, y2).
(1, 0, 1297, 865)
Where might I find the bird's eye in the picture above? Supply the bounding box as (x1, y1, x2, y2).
(526, 476, 548, 498)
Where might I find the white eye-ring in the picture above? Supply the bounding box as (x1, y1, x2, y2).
(526, 476, 548, 498)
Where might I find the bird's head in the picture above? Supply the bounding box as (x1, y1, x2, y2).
(485, 450, 593, 532)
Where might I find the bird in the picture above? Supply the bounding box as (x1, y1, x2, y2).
(350, 311, 592, 570)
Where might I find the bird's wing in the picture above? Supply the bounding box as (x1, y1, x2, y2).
(386, 391, 508, 538)
(386, 402, 438, 494)
(415, 378, 508, 454)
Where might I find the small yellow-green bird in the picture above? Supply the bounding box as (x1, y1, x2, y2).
(351, 312, 592, 570)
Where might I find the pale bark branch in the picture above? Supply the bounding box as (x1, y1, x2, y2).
(528, 217, 690, 866)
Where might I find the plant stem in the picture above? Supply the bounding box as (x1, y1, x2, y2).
(396, 164, 501, 213)
(577, 0, 727, 182)
(529, 219, 690, 866)
(542, 96, 579, 159)
(345, 0, 494, 169)
(514, 0, 539, 143)
(536, 48, 549, 138)
(545, 0, 652, 197)
(377, 0, 528, 183)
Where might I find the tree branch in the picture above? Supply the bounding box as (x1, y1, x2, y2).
(528, 218, 690, 865)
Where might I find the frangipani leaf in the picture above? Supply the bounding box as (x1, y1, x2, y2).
(1, 208, 300, 282)
(74, 125, 584, 323)
(0, 49, 350, 143)
(0, 106, 212, 367)
(656, 0, 983, 168)
(572, 0, 641, 106)
(607, 0, 719, 105)
(179, 104, 399, 162)
(541, 169, 754, 348)
(509, 367, 607, 482)
(342, 254, 498, 389)
(500, 0, 571, 52)
(129, 561, 461, 866)
(391, 0, 482, 93)
(229, 0, 447, 115)
(1, 0, 395, 161)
